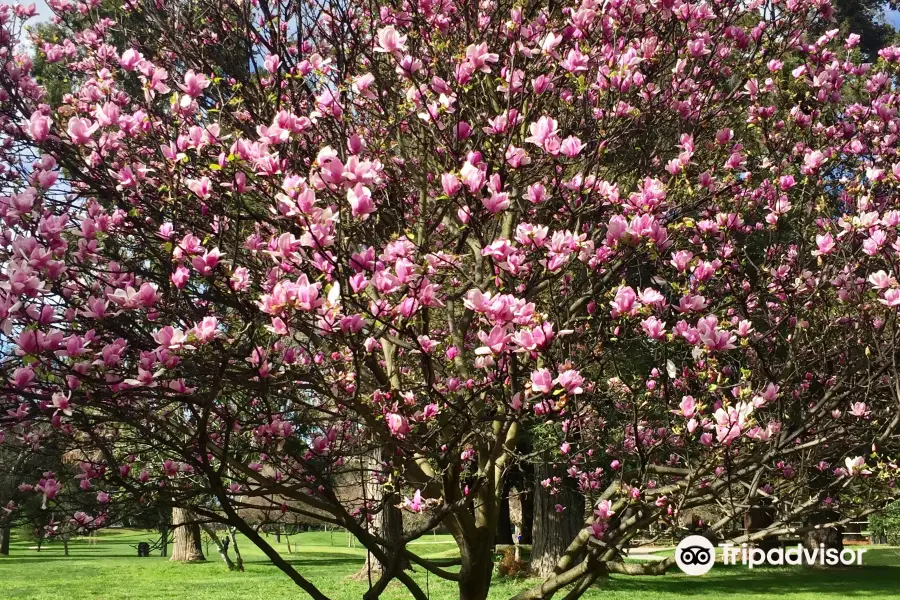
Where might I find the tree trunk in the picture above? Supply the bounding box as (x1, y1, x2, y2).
(229, 526, 245, 571)
(158, 508, 170, 557)
(458, 542, 494, 600)
(354, 447, 408, 579)
(200, 523, 235, 570)
(63, 538, 69, 556)
(160, 524, 169, 557)
(803, 510, 843, 551)
(530, 460, 585, 577)
(170, 508, 205, 562)
(0, 524, 10, 555)
(0, 450, 26, 558)
(356, 489, 407, 577)
(518, 460, 535, 545)
(743, 503, 777, 550)
(496, 489, 513, 546)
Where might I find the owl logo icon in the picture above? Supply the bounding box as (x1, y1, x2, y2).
(675, 535, 715, 576)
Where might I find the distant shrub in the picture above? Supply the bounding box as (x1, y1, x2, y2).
(869, 501, 900, 544)
(496, 546, 528, 579)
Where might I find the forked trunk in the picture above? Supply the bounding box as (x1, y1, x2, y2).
(200, 523, 235, 570)
(229, 526, 245, 571)
(170, 507, 205, 562)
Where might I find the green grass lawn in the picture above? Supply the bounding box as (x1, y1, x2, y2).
(2, 529, 900, 599)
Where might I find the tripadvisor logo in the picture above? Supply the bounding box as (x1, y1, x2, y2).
(720, 542, 866, 568)
(675, 535, 867, 576)
(675, 535, 716, 576)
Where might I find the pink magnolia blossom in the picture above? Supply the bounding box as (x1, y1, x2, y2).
(152, 326, 190, 351)
(880, 289, 900, 307)
(559, 136, 585, 157)
(801, 149, 825, 174)
(192, 316, 218, 343)
(386, 412, 409, 438)
(375, 26, 407, 54)
(119, 48, 143, 70)
(36, 478, 62, 506)
(66, 117, 98, 145)
(641, 316, 666, 340)
(555, 370, 584, 395)
(464, 42, 499, 73)
(845, 456, 871, 477)
(347, 184, 375, 219)
(531, 369, 553, 394)
(594, 499, 615, 520)
(264, 54, 281, 73)
(869, 270, 896, 289)
(178, 70, 210, 97)
(849, 402, 869, 418)
(27, 112, 51, 141)
(610, 286, 640, 317)
(191, 248, 223, 276)
(187, 177, 212, 199)
(476, 325, 509, 355)
(483, 191, 510, 214)
(403, 489, 425, 512)
(11, 367, 34, 389)
(524, 116, 561, 155)
(441, 173, 461, 196)
(679, 396, 697, 419)
(52, 392, 73, 416)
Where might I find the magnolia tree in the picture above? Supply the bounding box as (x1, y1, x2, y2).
(2, 0, 900, 597)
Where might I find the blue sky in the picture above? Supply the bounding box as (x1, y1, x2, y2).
(16, 0, 52, 49)
(28, 0, 52, 22)
(887, 9, 900, 28)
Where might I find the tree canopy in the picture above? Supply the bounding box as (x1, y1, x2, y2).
(1, 0, 900, 598)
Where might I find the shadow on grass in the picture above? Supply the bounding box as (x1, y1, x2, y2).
(1, 550, 365, 568)
(2, 549, 143, 559)
(280, 553, 365, 568)
(610, 564, 900, 597)
(1, 553, 165, 563)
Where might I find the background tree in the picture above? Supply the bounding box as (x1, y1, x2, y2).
(831, 0, 898, 56)
(530, 454, 586, 578)
(170, 508, 205, 562)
